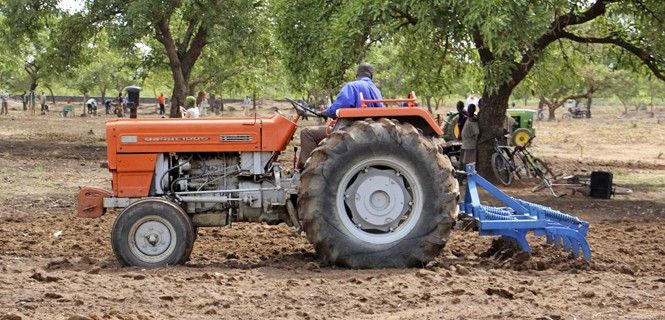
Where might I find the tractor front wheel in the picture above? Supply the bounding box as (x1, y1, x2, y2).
(111, 199, 194, 267)
(298, 119, 459, 268)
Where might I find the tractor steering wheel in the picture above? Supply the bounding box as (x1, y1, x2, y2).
(285, 97, 324, 118)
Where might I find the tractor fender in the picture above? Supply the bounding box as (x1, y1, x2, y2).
(336, 107, 443, 137)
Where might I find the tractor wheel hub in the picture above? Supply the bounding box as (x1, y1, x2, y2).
(345, 168, 411, 231)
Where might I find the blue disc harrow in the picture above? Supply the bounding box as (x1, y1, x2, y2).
(460, 164, 591, 260)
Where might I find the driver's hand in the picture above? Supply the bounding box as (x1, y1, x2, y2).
(316, 111, 328, 120)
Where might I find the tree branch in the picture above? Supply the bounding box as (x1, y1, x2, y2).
(553, 0, 622, 31)
(560, 30, 665, 81)
(472, 26, 493, 64)
(510, 0, 623, 89)
(178, 20, 197, 57)
(180, 25, 208, 79)
(390, 7, 418, 29)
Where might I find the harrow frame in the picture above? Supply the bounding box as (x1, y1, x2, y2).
(460, 164, 591, 260)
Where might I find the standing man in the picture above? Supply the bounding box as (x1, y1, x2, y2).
(455, 100, 467, 139)
(21, 91, 27, 111)
(0, 94, 8, 115)
(157, 93, 165, 115)
(298, 63, 384, 170)
(460, 104, 479, 165)
(40, 91, 48, 114)
(29, 90, 36, 115)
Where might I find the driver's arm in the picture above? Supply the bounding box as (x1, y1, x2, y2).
(324, 84, 355, 119)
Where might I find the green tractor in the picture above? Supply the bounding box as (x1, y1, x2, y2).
(442, 108, 535, 146)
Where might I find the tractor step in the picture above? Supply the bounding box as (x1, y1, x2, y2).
(460, 164, 591, 260)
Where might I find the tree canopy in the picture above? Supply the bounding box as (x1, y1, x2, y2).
(274, 0, 665, 174)
(0, 1, 662, 174)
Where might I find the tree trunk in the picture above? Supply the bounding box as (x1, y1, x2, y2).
(219, 91, 224, 112)
(82, 93, 88, 116)
(46, 86, 56, 107)
(29, 79, 38, 113)
(585, 92, 593, 119)
(476, 85, 511, 177)
(252, 91, 257, 110)
(537, 95, 545, 111)
(155, 19, 207, 118)
(425, 96, 432, 113)
(548, 105, 556, 120)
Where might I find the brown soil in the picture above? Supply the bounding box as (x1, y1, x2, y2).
(1, 102, 664, 319)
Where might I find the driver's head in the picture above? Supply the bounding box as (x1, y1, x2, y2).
(356, 63, 374, 80)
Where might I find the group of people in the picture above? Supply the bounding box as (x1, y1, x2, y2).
(16, 91, 49, 115)
(175, 91, 230, 118)
(456, 98, 517, 167)
(456, 99, 482, 166)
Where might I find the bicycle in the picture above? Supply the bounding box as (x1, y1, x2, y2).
(490, 138, 520, 186)
(490, 135, 558, 195)
(511, 136, 558, 195)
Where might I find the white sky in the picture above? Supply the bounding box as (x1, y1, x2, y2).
(57, 0, 85, 13)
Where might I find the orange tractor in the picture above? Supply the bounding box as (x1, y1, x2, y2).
(77, 98, 459, 268)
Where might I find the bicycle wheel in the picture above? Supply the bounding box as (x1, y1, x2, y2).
(532, 158, 555, 181)
(491, 152, 512, 186)
(514, 152, 530, 178)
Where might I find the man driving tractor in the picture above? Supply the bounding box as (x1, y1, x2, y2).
(298, 63, 384, 170)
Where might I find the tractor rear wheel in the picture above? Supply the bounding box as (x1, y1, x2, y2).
(111, 198, 194, 267)
(298, 119, 459, 268)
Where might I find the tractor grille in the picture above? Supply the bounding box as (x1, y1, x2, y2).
(219, 135, 253, 142)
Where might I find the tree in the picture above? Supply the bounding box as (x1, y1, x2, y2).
(525, 43, 617, 120)
(187, 6, 287, 107)
(276, 0, 665, 176)
(77, 0, 267, 117)
(0, 0, 91, 103)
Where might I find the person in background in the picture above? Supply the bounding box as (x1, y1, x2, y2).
(62, 98, 74, 117)
(0, 94, 8, 115)
(212, 95, 222, 115)
(196, 91, 208, 117)
(157, 93, 165, 115)
(455, 100, 467, 137)
(460, 104, 479, 166)
(180, 96, 200, 118)
(21, 91, 27, 111)
(104, 99, 113, 115)
(298, 63, 383, 170)
(114, 93, 124, 117)
(40, 91, 48, 114)
(122, 96, 128, 114)
(242, 95, 251, 116)
(86, 98, 97, 116)
(29, 90, 36, 115)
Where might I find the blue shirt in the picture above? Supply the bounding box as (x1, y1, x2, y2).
(326, 77, 384, 119)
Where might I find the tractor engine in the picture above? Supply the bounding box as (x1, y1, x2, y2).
(155, 152, 295, 227)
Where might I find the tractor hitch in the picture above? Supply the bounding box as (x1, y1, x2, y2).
(460, 164, 591, 261)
